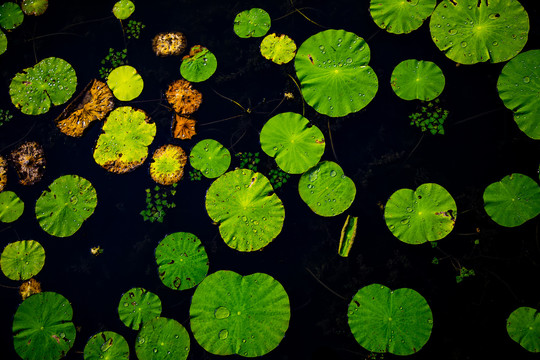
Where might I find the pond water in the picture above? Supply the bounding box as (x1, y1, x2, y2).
(0, 0, 539, 359)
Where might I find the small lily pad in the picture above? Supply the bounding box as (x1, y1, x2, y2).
(189, 139, 231, 178)
(370, 0, 436, 34)
(0, 29, 7, 55)
(83, 331, 129, 360)
(390, 59, 445, 101)
(0, 190, 24, 223)
(260, 33, 297, 65)
(107, 65, 144, 101)
(190, 270, 290, 357)
(260, 112, 325, 174)
(483, 173, 540, 227)
(180, 45, 217, 82)
(21, 0, 48, 16)
(112, 0, 134, 20)
(0, 2, 24, 30)
(298, 161, 356, 217)
(506, 307, 540, 353)
(118, 287, 162, 330)
(233, 8, 271, 38)
(155, 232, 209, 291)
(135, 317, 190, 360)
(149, 144, 187, 185)
(1, 240, 45, 281)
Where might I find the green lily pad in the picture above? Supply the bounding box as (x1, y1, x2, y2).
(107, 65, 144, 101)
(13, 292, 76, 360)
(93, 106, 156, 174)
(233, 8, 271, 38)
(370, 0, 436, 34)
(189, 139, 231, 178)
(155, 232, 209, 291)
(205, 169, 285, 251)
(190, 270, 290, 357)
(390, 59, 445, 101)
(348, 284, 433, 355)
(506, 307, 540, 353)
(483, 173, 540, 227)
(338, 215, 358, 257)
(384, 183, 457, 244)
(298, 161, 356, 217)
(1, 240, 45, 281)
(21, 0, 48, 16)
(0, 29, 7, 55)
(118, 287, 162, 330)
(35, 175, 98, 237)
(429, 0, 529, 65)
(260, 112, 325, 174)
(295, 29, 378, 117)
(83, 331, 129, 360)
(112, 0, 134, 20)
(497, 49, 540, 139)
(260, 33, 297, 65)
(9, 57, 77, 115)
(0, 190, 24, 223)
(180, 45, 217, 82)
(135, 317, 190, 360)
(0, 2, 24, 30)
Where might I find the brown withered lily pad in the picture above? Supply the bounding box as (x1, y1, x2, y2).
(165, 79, 202, 114)
(56, 79, 114, 137)
(0, 156, 7, 192)
(152, 32, 187, 57)
(150, 144, 187, 185)
(10, 141, 46, 186)
(172, 114, 197, 140)
(19, 278, 42, 300)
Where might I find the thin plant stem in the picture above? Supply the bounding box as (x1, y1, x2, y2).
(327, 119, 338, 161)
(287, 73, 305, 116)
(452, 107, 503, 126)
(200, 114, 243, 126)
(405, 132, 425, 162)
(212, 89, 247, 112)
(0, 121, 37, 153)
(305, 267, 347, 300)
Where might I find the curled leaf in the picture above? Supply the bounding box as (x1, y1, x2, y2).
(165, 79, 202, 114)
(0, 156, 7, 191)
(172, 114, 197, 140)
(10, 141, 46, 186)
(19, 278, 41, 300)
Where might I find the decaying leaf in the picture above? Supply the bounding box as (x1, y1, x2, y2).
(19, 278, 41, 300)
(152, 32, 187, 57)
(10, 141, 46, 186)
(150, 144, 187, 185)
(165, 79, 202, 114)
(172, 114, 197, 140)
(55, 79, 114, 137)
(0, 156, 7, 192)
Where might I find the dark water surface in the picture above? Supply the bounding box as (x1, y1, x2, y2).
(1, 0, 539, 359)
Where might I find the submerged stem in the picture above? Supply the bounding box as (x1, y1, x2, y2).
(305, 267, 347, 300)
(327, 119, 338, 161)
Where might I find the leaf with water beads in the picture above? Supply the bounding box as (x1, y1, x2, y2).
(180, 45, 217, 82)
(0, 29, 7, 55)
(83, 331, 129, 360)
(260, 33, 297, 65)
(506, 307, 540, 353)
(369, 0, 436, 34)
(135, 317, 190, 360)
(0, 190, 24, 223)
(112, 0, 134, 20)
(21, 0, 48, 16)
(1, 240, 45, 281)
(149, 144, 187, 185)
(189, 139, 231, 178)
(390, 59, 445, 101)
(118, 287, 162, 330)
(233, 8, 271, 38)
(0, 2, 24, 30)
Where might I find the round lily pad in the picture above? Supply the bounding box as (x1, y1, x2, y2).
(0, 2, 24, 30)
(390, 59, 445, 101)
(93, 106, 156, 174)
(0, 29, 7, 55)
(190, 270, 290, 357)
(189, 139, 231, 178)
(150, 144, 187, 185)
(384, 183, 457, 244)
(295, 29, 378, 117)
(233, 8, 271, 38)
(107, 65, 144, 101)
(0, 190, 24, 223)
(429, 0, 529, 65)
(35, 175, 98, 237)
(260, 112, 325, 174)
(348, 284, 433, 355)
(1, 240, 45, 281)
(118, 287, 162, 330)
(483, 173, 540, 227)
(506, 307, 540, 353)
(21, 0, 48, 16)
(13, 292, 76, 360)
(180, 45, 217, 82)
(113, 0, 134, 20)
(83, 331, 129, 360)
(497, 49, 540, 139)
(155, 232, 209, 291)
(298, 161, 356, 217)
(205, 169, 285, 251)
(9, 57, 77, 115)
(370, 0, 436, 34)
(260, 33, 297, 65)
(135, 317, 190, 360)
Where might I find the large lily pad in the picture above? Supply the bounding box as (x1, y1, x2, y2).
(295, 29, 378, 117)
(83, 331, 129, 360)
(429, 0, 529, 64)
(35, 175, 98, 237)
(0, 2, 24, 30)
(189, 139, 231, 178)
(107, 65, 144, 101)
(13, 292, 76, 360)
(135, 317, 190, 360)
(180, 45, 217, 82)
(190, 270, 290, 357)
(260, 112, 325, 174)
(369, 0, 436, 34)
(260, 33, 297, 65)
(93, 106, 156, 174)
(390, 59, 445, 101)
(0, 29, 7, 55)
(506, 307, 540, 353)
(298, 161, 356, 217)
(384, 183, 456, 244)
(483, 173, 540, 227)
(348, 284, 433, 355)
(497, 49, 540, 139)
(155, 232, 209, 291)
(1, 240, 45, 281)
(233, 8, 271, 38)
(118, 287, 162, 330)
(21, 0, 48, 16)
(112, 0, 134, 20)
(0, 190, 24, 223)
(9, 57, 77, 115)
(205, 169, 285, 251)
